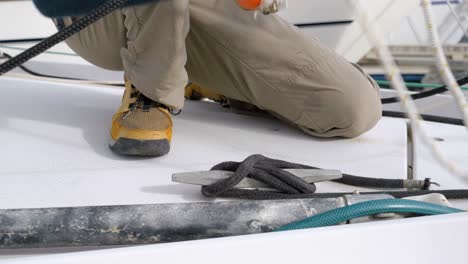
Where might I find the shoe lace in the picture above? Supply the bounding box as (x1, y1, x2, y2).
(123, 85, 182, 119)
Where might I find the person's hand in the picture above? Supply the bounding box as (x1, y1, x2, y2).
(236, 0, 262, 11)
(235, 0, 287, 15)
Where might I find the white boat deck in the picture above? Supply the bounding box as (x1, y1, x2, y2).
(0, 77, 407, 209)
(0, 77, 468, 263)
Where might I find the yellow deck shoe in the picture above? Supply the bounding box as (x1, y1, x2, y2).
(185, 83, 229, 106)
(109, 81, 173, 157)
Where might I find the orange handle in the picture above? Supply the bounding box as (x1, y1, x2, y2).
(236, 0, 263, 10)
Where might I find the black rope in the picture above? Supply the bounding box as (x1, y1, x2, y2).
(0, 52, 85, 80)
(209, 189, 468, 200)
(383, 111, 464, 126)
(380, 75, 468, 104)
(0, 38, 46, 44)
(0, 0, 130, 76)
(201, 155, 443, 200)
(202, 155, 316, 197)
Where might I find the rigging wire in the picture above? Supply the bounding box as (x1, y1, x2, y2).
(445, 0, 468, 40)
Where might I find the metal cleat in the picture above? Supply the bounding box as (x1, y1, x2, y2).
(172, 169, 342, 189)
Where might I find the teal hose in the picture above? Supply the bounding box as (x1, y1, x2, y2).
(275, 199, 465, 231)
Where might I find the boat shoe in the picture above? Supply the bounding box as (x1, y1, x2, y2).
(109, 80, 173, 157)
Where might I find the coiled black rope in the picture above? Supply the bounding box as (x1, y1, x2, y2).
(0, 0, 130, 76)
(201, 155, 451, 200)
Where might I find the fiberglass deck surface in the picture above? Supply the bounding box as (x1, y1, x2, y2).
(0, 77, 408, 209)
(1, 78, 468, 264)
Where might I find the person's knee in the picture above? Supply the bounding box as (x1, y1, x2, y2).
(342, 98, 382, 138)
(345, 79, 382, 138)
(297, 80, 382, 138)
(331, 81, 382, 138)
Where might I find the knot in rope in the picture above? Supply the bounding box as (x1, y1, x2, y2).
(201, 155, 317, 199)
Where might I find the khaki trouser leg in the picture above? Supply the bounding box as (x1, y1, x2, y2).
(54, 0, 189, 110)
(121, 0, 189, 109)
(186, 0, 382, 138)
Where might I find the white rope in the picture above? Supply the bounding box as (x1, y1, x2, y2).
(350, 0, 468, 180)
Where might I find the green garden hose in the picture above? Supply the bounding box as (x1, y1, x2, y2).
(275, 199, 465, 231)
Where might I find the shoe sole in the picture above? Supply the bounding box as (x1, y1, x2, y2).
(109, 138, 170, 157)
